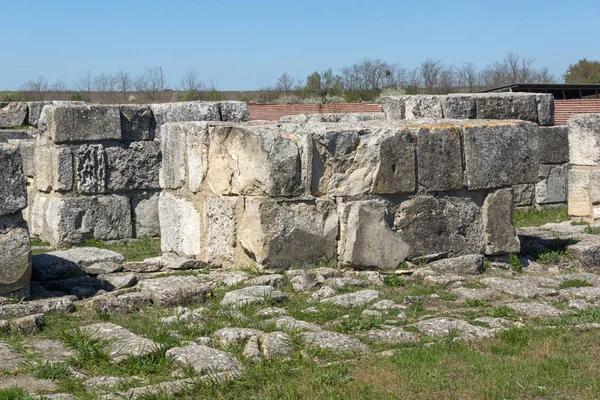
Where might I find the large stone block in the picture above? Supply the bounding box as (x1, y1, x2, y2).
(0, 144, 27, 217)
(380, 96, 408, 120)
(105, 141, 160, 191)
(482, 188, 520, 255)
(205, 196, 238, 266)
(207, 125, 303, 196)
(536, 164, 567, 205)
(538, 126, 568, 164)
(474, 93, 538, 123)
(93, 195, 133, 240)
(42, 105, 121, 143)
(75, 144, 106, 194)
(151, 102, 221, 139)
(462, 121, 539, 190)
(159, 192, 201, 256)
(29, 192, 48, 237)
(159, 122, 189, 189)
(26, 102, 52, 127)
(131, 192, 160, 237)
(238, 198, 338, 271)
(35, 145, 74, 192)
(394, 195, 484, 258)
(536, 94, 555, 126)
(0, 102, 28, 128)
(338, 201, 409, 270)
(416, 125, 463, 191)
(404, 95, 443, 119)
(119, 105, 155, 141)
(441, 94, 476, 119)
(310, 124, 415, 196)
(512, 184, 535, 207)
(219, 102, 250, 122)
(568, 166, 592, 217)
(568, 114, 600, 166)
(10, 139, 35, 177)
(186, 123, 210, 193)
(0, 222, 31, 295)
(0, 130, 36, 143)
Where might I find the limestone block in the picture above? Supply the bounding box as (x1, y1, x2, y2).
(404, 95, 443, 119)
(219, 101, 250, 122)
(0, 102, 28, 128)
(75, 144, 106, 194)
(11, 140, 35, 177)
(131, 192, 160, 237)
(0, 223, 31, 295)
(238, 198, 338, 270)
(310, 125, 415, 197)
(151, 101, 220, 139)
(119, 105, 155, 141)
(159, 192, 201, 256)
(93, 195, 133, 241)
(207, 124, 303, 196)
(186, 123, 210, 192)
(568, 114, 600, 166)
(474, 93, 538, 123)
(338, 201, 409, 270)
(0, 130, 36, 143)
(54, 147, 73, 191)
(512, 184, 535, 207)
(159, 122, 189, 189)
(42, 105, 121, 143)
(462, 121, 539, 190)
(395, 195, 484, 259)
(536, 94, 555, 126)
(0, 144, 27, 216)
(569, 166, 592, 217)
(536, 164, 567, 204)
(205, 196, 238, 266)
(416, 125, 463, 191)
(26, 102, 52, 127)
(538, 126, 568, 164)
(29, 192, 48, 237)
(380, 96, 408, 120)
(482, 188, 520, 255)
(589, 170, 600, 205)
(105, 141, 160, 191)
(441, 94, 476, 119)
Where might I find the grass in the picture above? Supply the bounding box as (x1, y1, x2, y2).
(584, 226, 600, 235)
(560, 279, 593, 289)
(81, 236, 162, 261)
(509, 253, 522, 273)
(29, 237, 50, 247)
(537, 250, 570, 265)
(0, 388, 36, 400)
(32, 362, 71, 380)
(463, 299, 489, 308)
(383, 274, 407, 287)
(512, 206, 569, 228)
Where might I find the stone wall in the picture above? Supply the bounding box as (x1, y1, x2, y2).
(15, 101, 249, 246)
(159, 118, 540, 271)
(0, 144, 31, 296)
(381, 93, 568, 209)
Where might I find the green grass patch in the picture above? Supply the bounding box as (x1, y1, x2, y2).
(509, 253, 522, 273)
(560, 279, 593, 289)
(32, 362, 71, 380)
(584, 226, 600, 235)
(81, 236, 161, 261)
(513, 206, 569, 228)
(463, 299, 489, 308)
(537, 250, 570, 265)
(30, 236, 50, 247)
(383, 274, 407, 287)
(0, 387, 37, 400)
(488, 306, 519, 320)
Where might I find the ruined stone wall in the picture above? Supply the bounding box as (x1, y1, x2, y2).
(0, 144, 31, 295)
(158, 118, 540, 271)
(380, 93, 568, 209)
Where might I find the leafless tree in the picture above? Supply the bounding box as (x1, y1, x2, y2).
(341, 58, 402, 93)
(456, 62, 479, 92)
(94, 72, 118, 103)
(275, 73, 296, 93)
(419, 59, 444, 94)
(135, 67, 166, 102)
(116, 70, 132, 102)
(20, 76, 50, 100)
(74, 71, 94, 98)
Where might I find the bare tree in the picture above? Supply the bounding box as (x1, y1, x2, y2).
(116, 70, 132, 102)
(275, 73, 296, 93)
(135, 67, 166, 102)
(457, 62, 479, 92)
(341, 58, 402, 94)
(419, 59, 443, 94)
(74, 71, 94, 99)
(21, 76, 50, 100)
(94, 72, 118, 103)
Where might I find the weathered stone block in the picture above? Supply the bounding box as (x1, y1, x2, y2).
(159, 192, 201, 256)
(1, 130, 36, 143)
(105, 142, 160, 191)
(569, 166, 592, 217)
(119, 105, 155, 141)
(151, 102, 220, 139)
(0, 102, 27, 128)
(536, 164, 567, 204)
(0, 144, 27, 217)
(29, 192, 48, 237)
(131, 192, 160, 237)
(568, 114, 600, 166)
(238, 198, 338, 270)
(474, 93, 538, 123)
(54, 147, 73, 191)
(380, 96, 408, 120)
(205, 196, 238, 266)
(538, 126, 568, 164)
(404, 95, 443, 119)
(10, 140, 35, 177)
(0, 223, 31, 295)
(535, 94, 555, 126)
(42, 105, 121, 143)
(416, 125, 463, 191)
(589, 170, 600, 205)
(93, 195, 133, 241)
(207, 124, 303, 196)
(310, 125, 415, 196)
(513, 184, 535, 207)
(395, 195, 484, 259)
(338, 201, 409, 270)
(462, 121, 539, 190)
(442, 94, 476, 119)
(159, 123, 189, 189)
(75, 144, 106, 194)
(186, 123, 210, 192)
(219, 102, 250, 122)
(26, 102, 52, 127)
(482, 188, 520, 255)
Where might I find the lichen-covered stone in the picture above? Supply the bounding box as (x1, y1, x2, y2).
(105, 141, 160, 191)
(538, 126, 568, 164)
(75, 144, 106, 194)
(42, 105, 121, 143)
(474, 93, 538, 123)
(536, 94, 555, 126)
(415, 124, 463, 190)
(536, 164, 567, 205)
(0, 102, 27, 128)
(158, 192, 201, 256)
(0, 144, 27, 216)
(0, 224, 31, 295)
(119, 105, 155, 141)
(482, 188, 520, 255)
(569, 114, 600, 166)
(219, 101, 250, 122)
(151, 101, 221, 139)
(131, 192, 160, 237)
(205, 196, 237, 266)
(380, 95, 408, 120)
(442, 94, 476, 119)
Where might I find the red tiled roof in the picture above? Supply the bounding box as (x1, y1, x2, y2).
(554, 99, 600, 125)
(249, 103, 382, 121)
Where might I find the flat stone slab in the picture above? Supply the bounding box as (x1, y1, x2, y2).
(559, 286, 600, 301)
(24, 339, 76, 363)
(301, 330, 370, 353)
(260, 331, 293, 359)
(137, 276, 212, 307)
(221, 286, 287, 308)
(408, 317, 496, 339)
(371, 300, 407, 310)
(480, 277, 558, 298)
(320, 290, 380, 308)
(0, 374, 57, 393)
(0, 342, 25, 371)
(506, 302, 566, 318)
(267, 316, 322, 331)
(80, 323, 159, 363)
(33, 248, 125, 281)
(0, 296, 75, 319)
(166, 343, 244, 376)
(451, 287, 498, 301)
(212, 328, 264, 347)
(366, 327, 420, 344)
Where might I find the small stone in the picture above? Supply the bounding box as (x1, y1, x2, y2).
(480, 277, 557, 298)
(301, 330, 369, 353)
(256, 307, 288, 317)
(245, 274, 285, 288)
(98, 273, 138, 290)
(361, 310, 382, 318)
(408, 317, 495, 339)
(371, 300, 407, 310)
(366, 327, 419, 344)
(221, 286, 287, 308)
(195, 337, 213, 347)
(0, 374, 57, 392)
(268, 316, 321, 332)
(320, 290, 380, 308)
(167, 343, 244, 376)
(568, 299, 595, 310)
(212, 328, 264, 347)
(506, 302, 565, 318)
(80, 323, 159, 363)
(84, 262, 121, 275)
(137, 276, 212, 307)
(13, 314, 45, 335)
(0, 296, 75, 319)
(311, 286, 336, 301)
(24, 339, 75, 363)
(260, 331, 293, 359)
(242, 336, 263, 361)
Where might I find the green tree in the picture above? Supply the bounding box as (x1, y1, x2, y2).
(564, 59, 600, 83)
(303, 69, 343, 103)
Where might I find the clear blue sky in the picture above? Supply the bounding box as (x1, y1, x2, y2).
(2, 0, 599, 90)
